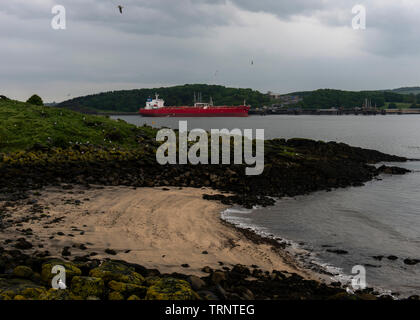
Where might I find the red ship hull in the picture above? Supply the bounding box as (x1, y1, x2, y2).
(139, 106, 250, 117)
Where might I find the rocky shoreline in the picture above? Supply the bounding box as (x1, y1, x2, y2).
(0, 137, 416, 300)
(0, 138, 410, 208)
(3, 246, 417, 301)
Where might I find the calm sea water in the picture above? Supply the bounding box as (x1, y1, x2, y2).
(114, 115, 420, 297)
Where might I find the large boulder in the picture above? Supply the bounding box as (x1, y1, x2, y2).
(403, 258, 420, 266)
(108, 280, 147, 299)
(146, 278, 199, 300)
(211, 271, 226, 285)
(89, 261, 144, 285)
(143, 276, 161, 287)
(38, 288, 83, 300)
(13, 266, 34, 279)
(14, 238, 33, 250)
(187, 275, 206, 291)
(0, 278, 47, 300)
(108, 291, 125, 300)
(70, 276, 105, 299)
(377, 165, 410, 175)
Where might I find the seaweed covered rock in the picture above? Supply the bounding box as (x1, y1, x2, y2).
(0, 278, 47, 300)
(326, 292, 359, 301)
(108, 280, 147, 299)
(38, 288, 82, 300)
(89, 261, 144, 285)
(13, 266, 34, 279)
(377, 165, 410, 175)
(41, 260, 82, 285)
(70, 276, 105, 299)
(143, 276, 161, 287)
(108, 291, 125, 300)
(146, 278, 199, 300)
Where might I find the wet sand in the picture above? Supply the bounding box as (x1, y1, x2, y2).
(1, 185, 313, 277)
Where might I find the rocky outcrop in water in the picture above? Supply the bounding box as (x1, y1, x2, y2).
(0, 138, 409, 208)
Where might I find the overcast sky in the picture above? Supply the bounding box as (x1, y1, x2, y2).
(2, 0, 420, 102)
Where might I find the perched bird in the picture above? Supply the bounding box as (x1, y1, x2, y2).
(118, 5, 124, 14)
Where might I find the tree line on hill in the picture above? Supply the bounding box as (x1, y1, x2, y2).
(20, 85, 420, 112)
(297, 89, 420, 109)
(1, 94, 44, 106)
(57, 84, 271, 112)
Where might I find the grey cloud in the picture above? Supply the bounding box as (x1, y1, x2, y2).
(1, 0, 420, 102)
(231, 0, 420, 57)
(1, 0, 235, 37)
(230, 0, 327, 18)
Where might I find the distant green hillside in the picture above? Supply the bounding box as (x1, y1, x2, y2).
(295, 89, 416, 109)
(388, 87, 420, 95)
(57, 84, 271, 112)
(0, 99, 156, 153)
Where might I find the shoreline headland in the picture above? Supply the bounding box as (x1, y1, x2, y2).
(0, 100, 416, 300)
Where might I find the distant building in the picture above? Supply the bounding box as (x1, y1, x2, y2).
(317, 108, 338, 115)
(267, 94, 302, 110)
(268, 92, 283, 100)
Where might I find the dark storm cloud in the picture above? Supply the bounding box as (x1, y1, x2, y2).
(2, 1, 420, 51)
(0, 0, 235, 37)
(1, 0, 420, 102)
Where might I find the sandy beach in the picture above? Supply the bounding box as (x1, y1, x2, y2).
(1, 185, 310, 277)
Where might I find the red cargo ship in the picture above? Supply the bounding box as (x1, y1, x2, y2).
(139, 94, 250, 117)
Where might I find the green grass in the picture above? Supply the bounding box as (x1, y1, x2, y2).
(0, 99, 157, 153)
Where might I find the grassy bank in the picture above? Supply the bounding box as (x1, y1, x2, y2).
(0, 99, 156, 153)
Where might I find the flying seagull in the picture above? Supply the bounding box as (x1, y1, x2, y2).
(118, 5, 124, 14)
